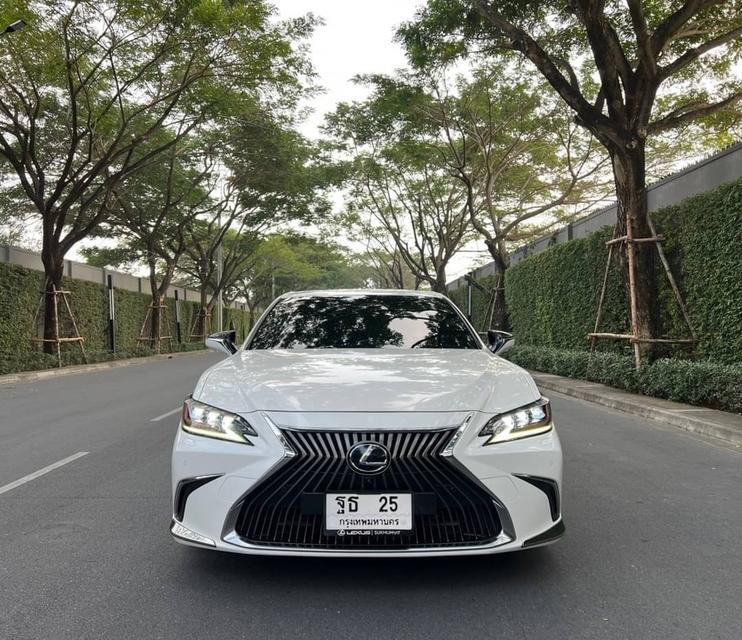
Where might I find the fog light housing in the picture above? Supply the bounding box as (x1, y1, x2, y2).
(170, 520, 216, 547)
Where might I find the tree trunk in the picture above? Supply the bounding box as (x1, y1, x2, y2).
(147, 256, 162, 352)
(486, 240, 510, 331)
(612, 145, 657, 362)
(41, 246, 65, 355)
(246, 302, 257, 332)
(150, 259, 177, 353)
(150, 286, 163, 353)
(432, 264, 448, 295)
(195, 287, 209, 339)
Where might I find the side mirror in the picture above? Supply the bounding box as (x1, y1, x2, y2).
(486, 330, 514, 355)
(206, 330, 237, 356)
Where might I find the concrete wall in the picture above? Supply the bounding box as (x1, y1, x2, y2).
(0, 244, 240, 307)
(449, 141, 742, 291)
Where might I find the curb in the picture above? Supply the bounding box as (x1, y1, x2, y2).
(531, 372, 742, 448)
(0, 349, 212, 386)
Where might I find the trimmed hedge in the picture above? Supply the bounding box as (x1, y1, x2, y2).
(449, 179, 742, 412)
(501, 178, 742, 364)
(505, 345, 742, 414)
(448, 231, 628, 341)
(0, 261, 251, 374)
(0, 343, 207, 376)
(449, 274, 502, 333)
(505, 227, 628, 352)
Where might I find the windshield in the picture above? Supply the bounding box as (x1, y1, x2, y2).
(248, 294, 479, 350)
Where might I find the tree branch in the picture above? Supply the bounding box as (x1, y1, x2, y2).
(659, 24, 742, 80)
(648, 92, 742, 132)
(626, 0, 657, 77)
(651, 0, 723, 55)
(473, 1, 613, 136)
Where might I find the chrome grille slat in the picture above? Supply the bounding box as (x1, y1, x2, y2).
(234, 429, 502, 549)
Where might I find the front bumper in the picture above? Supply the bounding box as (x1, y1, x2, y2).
(170, 411, 563, 557)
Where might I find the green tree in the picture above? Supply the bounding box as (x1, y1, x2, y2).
(176, 199, 265, 337)
(173, 106, 328, 337)
(230, 233, 370, 327)
(356, 68, 610, 327)
(0, 0, 315, 351)
(359, 241, 420, 290)
(326, 82, 471, 295)
(400, 0, 742, 357)
(82, 134, 216, 349)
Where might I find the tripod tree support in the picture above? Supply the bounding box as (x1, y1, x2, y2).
(464, 273, 505, 334)
(588, 217, 696, 369)
(189, 308, 212, 342)
(137, 303, 173, 354)
(31, 286, 87, 368)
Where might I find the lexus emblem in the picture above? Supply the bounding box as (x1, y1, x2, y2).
(347, 442, 390, 475)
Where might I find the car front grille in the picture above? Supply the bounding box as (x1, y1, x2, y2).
(233, 429, 502, 549)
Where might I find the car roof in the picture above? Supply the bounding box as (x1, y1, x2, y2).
(277, 289, 448, 300)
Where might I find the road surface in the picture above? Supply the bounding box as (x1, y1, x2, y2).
(1, 352, 740, 640)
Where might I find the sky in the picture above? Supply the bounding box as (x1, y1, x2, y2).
(273, 0, 492, 280)
(273, 0, 421, 138)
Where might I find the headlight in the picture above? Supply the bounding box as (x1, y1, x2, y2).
(181, 397, 257, 445)
(479, 398, 552, 445)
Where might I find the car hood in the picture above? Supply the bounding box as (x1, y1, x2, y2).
(194, 349, 540, 415)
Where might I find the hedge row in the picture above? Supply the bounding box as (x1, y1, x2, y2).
(501, 178, 742, 364)
(449, 276, 500, 333)
(504, 345, 742, 414)
(0, 343, 207, 376)
(0, 262, 252, 374)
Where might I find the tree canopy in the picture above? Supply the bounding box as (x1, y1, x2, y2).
(0, 0, 317, 348)
(400, 0, 742, 355)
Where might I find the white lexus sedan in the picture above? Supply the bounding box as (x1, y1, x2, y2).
(171, 290, 563, 556)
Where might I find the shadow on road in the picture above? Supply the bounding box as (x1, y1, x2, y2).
(177, 544, 561, 592)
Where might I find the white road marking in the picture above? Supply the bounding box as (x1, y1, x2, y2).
(150, 407, 181, 422)
(0, 452, 89, 496)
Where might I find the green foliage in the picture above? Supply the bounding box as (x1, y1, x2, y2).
(0, 0, 318, 320)
(224, 305, 251, 343)
(0, 262, 251, 374)
(225, 106, 331, 224)
(0, 263, 43, 355)
(639, 358, 742, 412)
(265, 234, 369, 293)
(658, 180, 742, 363)
(230, 232, 372, 318)
(398, 1, 742, 144)
(499, 178, 742, 364)
(504, 345, 742, 414)
(113, 289, 152, 352)
(448, 275, 501, 333)
(504, 227, 628, 351)
(326, 76, 471, 293)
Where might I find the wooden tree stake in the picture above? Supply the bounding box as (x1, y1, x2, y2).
(137, 303, 174, 354)
(31, 286, 87, 367)
(589, 217, 696, 369)
(188, 308, 212, 342)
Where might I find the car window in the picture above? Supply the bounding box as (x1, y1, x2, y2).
(248, 294, 479, 350)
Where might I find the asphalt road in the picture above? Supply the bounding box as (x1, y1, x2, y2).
(1, 352, 740, 640)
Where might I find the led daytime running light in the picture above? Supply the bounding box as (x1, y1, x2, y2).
(182, 398, 257, 445)
(480, 398, 552, 445)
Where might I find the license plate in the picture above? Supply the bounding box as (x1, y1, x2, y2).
(325, 493, 412, 532)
